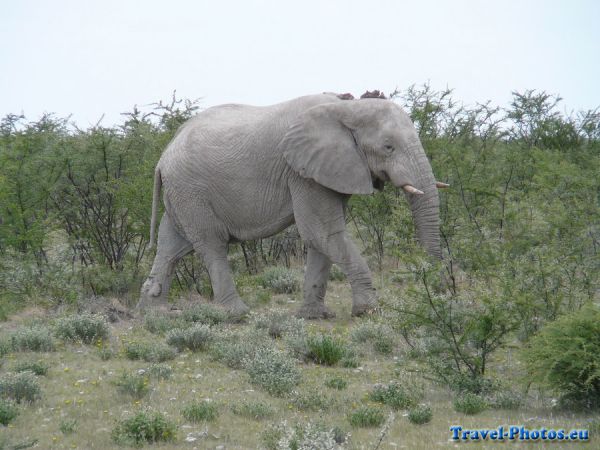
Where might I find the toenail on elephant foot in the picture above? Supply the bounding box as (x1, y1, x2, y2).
(296, 304, 336, 320)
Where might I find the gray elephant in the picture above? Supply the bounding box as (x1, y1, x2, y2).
(137, 92, 446, 319)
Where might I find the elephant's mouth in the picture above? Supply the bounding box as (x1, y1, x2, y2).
(371, 171, 388, 191)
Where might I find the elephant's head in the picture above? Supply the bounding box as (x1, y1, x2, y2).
(280, 98, 445, 259)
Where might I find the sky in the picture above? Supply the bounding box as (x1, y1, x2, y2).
(1, 0, 599, 127)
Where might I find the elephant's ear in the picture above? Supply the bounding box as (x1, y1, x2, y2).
(279, 103, 374, 195)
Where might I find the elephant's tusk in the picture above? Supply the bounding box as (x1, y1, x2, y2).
(403, 185, 424, 195)
(436, 181, 450, 188)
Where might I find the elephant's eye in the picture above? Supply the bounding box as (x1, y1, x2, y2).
(384, 145, 395, 153)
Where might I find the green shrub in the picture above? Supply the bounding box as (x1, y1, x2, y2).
(210, 328, 271, 369)
(244, 347, 301, 396)
(348, 406, 385, 427)
(13, 360, 49, 376)
(261, 421, 346, 450)
(231, 400, 275, 420)
(98, 346, 114, 361)
(522, 304, 600, 408)
(182, 303, 227, 325)
(166, 324, 214, 352)
(369, 382, 418, 410)
(306, 334, 347, 366)
(407, 404, 432, 424)
(144, 313, 187, 335)
(0, 339, 11, 357)
(454, 393, 488, 415)
(0, 399, 18, 425)
(124, 341, 176, 362)
(258, 267, 301, 294)
(181, 400, 218, 422)
(0, 371, 41, 403)
(341, 355, 360, 368)
(328, 264, 346, 281)
(325, 377, 348, 390)
(489, 390, 523, 410)
(350, 321, 395, 355)
(289, 389, 331, 411)
(147, 363, 173, 380)
(111, 409, 176, 446)
(251, 309, 305, 338)
(10, 326, 55, 352)
(54, 313, 109, 344)
(114, 372, 149, 399)
(59, 418, 77, 435)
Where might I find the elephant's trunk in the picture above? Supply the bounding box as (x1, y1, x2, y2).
(391, 142, 442, 260)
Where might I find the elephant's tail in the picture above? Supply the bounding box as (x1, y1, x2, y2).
(148, 168, 162, 249)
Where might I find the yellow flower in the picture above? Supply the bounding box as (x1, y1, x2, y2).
(64, 399, 71, 405)
(64, 367, 70, 372)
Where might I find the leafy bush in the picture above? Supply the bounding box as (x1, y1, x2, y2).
(407, 404, 432, 424)
(144, 312, 186, 335)
(147, 363, 173, 380)
(13, 360, 49, 376)
(453, 393, 488, 415)
(0, 371, 41, 403)
(10, 326, 55, 352)
(258, 267, 301, 294)
(244, 347, 301, 396)
(54, 313, 109, 344)
(369, 382, 418, 410)
(289, 389, 331, 412)
(124, 341, 176, 362)
(262, 420, 347, 450)
(182, 303, 228, 325)
(114, 372, 149, 399)
(306, 334, 347, 366)
(166, 324, 214, 352)
(251, 309, 305, 338)
(98, 346, 114, 361)
(325, 377, 348, 390)
(348, 406, 385, 428)
(488, 390, 523, 410)
(181, 400, 218, 422)
(328, 264, 346, 281)
(210, 328, 271, 369)
(350, 321, 395, 355)
(0, 399, 18, 425)
(231, 400, 275, 420)
(59, 418, 77, 435)
(522, 304, 600, 408)
(111, 409, 177, 446)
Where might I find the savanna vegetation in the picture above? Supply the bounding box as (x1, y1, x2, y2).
(0, 85, 598, 448)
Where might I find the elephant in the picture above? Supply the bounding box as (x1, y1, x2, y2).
(137, 92, 447, 319)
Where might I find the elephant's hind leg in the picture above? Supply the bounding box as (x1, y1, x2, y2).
(138, 214, 193, 311)
(297, 247, 336, 319)
(194, 240, 250, 319)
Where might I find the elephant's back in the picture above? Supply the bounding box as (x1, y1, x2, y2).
(158, 93, 342, 178)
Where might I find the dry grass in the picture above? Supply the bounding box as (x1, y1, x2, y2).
(0, 282, 595, 449)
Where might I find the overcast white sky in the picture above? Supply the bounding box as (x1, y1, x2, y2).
(1, 0, 599, 127)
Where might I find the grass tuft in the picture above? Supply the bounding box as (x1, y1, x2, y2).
(181, 400, 218, 422)
(111, 409, 176, 446)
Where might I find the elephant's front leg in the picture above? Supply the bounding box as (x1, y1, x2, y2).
(291, 180, 377, 317)
(297, 248, 335, 319)
(195, 240, 250, 319)
(321, 232, 377, 316)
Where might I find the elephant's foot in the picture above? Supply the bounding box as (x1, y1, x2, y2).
(296, 303, 336, 320)
(136, 278, 170, 314)
(351, 292, 378, 317)
(217, 295, 250, 320)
